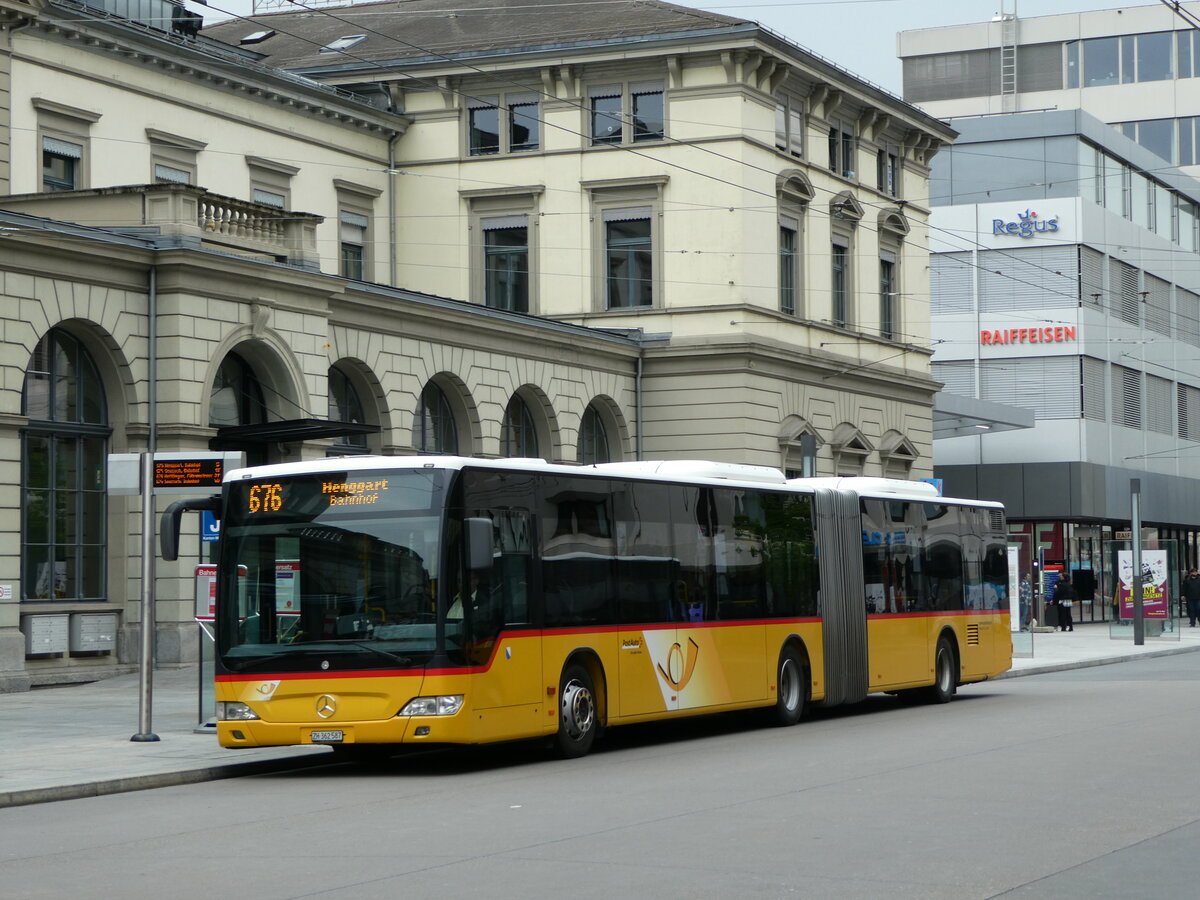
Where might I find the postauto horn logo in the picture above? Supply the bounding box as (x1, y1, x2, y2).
(992, 208, 1058, 238)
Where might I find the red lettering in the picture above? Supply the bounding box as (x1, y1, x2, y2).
(1018, 328, 1028, 343)
(1009, 329, 1018, 344)
(1064, 326, 1076, 341)
(1054, 326, 1063, 341)
(1030, 328, 1039, 343)
(980, 330, 992, 345)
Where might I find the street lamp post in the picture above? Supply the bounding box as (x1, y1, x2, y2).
(1131, 478, 1145, 647)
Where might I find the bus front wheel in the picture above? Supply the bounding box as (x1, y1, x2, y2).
(555, 664, 598, 758)
(926, 637, 957, 704)
(771, 646, 806, 727)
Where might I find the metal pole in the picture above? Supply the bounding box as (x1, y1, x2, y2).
(800, 433, 817, 478)
(132, 263, 159, 742)
(131, 450, 159, 741)
(1132, 478, 1144, 647)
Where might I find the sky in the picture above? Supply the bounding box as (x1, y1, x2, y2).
(199, 0, 1154, 95)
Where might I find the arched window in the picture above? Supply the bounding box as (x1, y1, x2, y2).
(501, 395, 538, 458)
(22, 329, 109, 600)
(578, 404, 611, 464)
(415, 382, 458, 455)
(208, 352, 267, 427)
(328, 366, 368, 456)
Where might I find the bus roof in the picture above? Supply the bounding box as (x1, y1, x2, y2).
(223, 455, 1002, 508)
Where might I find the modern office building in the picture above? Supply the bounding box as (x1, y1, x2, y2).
(899, 1, 1200, 179)
(928, 109, 1200, 620)
(1, 0, 954, 688)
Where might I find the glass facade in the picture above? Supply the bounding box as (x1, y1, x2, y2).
(21, 330, 108, 601)
(328, 366, 369, 456)
(415, 382, 459, 455)
(578, 404, 611, 464)
(501, 395, 538, 458)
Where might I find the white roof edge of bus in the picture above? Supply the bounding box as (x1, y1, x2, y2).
(796, 476, 941, 497)
(593, 459, 788, 484)
(222, 455, 795, 488)
(795, 475, 1004, 507)
(221, 456, 1001, 507)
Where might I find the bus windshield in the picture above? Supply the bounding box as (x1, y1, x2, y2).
(216, 469, 448, 673)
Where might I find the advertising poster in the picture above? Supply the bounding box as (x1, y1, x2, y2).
(194, 564, 217, 620)
(1007, 546, 1021, 632)
(275, 561, 300, 615)
(1117, 549, 1168, 618)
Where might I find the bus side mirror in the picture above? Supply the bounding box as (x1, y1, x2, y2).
(465, 517, 495, 571)
(161, 495, 221, 561)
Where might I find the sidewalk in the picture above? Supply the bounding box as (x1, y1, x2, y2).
(3, 622, 1200, 809)
(0, 665, 331, 809)
(1002, 618, 1200, 677)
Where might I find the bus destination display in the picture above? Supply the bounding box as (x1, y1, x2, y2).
(154, 457, 223, 488)
(244, 478, 390, 514)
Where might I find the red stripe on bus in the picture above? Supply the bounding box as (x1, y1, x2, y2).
(867, 609, 1007, 619)
(215, 617, 824, 682)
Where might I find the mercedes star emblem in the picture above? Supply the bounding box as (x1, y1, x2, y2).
(315, 695, 337, 719)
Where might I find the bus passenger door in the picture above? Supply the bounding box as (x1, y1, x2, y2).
(613, 482, 678, 718)
(468, 509, 543, 737)
(622, 625, 678, 717)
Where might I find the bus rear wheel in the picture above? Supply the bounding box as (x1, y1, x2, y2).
(925, 637, 957, 704)
(555, 664, 598, 758)
(771, 646, 806, 727)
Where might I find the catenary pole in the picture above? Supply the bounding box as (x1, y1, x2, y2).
(133, 263, 159, 742)
(1132, 478, 1144, 647)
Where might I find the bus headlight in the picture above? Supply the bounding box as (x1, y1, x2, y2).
(218, 701, 260, 721)
(398, 695, 463, 717)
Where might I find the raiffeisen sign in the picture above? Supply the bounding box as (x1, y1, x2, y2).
(992, 208, 1059, 238)
(980, 326, 1077, 345)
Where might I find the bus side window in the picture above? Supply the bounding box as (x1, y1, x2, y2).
(922, 502, 963, 612)
(539, 476, 616, 627)
(672, 485, 714, 622)
(762, 492, 817, 618)
(612, 482, 676, 624)
(715, 488, 766, 620)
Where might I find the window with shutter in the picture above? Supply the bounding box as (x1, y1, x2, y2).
(980, 357, 1079, 418)
(1110, 259, 1140, 325)
(1112, 365, 1142, 428)
(1179, 288, 1200, 347)
(932, 253, 974, 314)
(1144, 274, 1171, 336)
(1080, 246, 1105, 308)
(1146, 375, 1173, 434)
(979, 247, 1078, 312)
(1082, 357, 1106, 421)
(932, 360, 976, 397)
(1178, 384, 1200, 440)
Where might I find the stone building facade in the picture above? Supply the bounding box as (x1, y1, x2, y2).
(1, 0, 952, 688)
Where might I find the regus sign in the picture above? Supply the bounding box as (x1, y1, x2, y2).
(992, 208, 1059, 238)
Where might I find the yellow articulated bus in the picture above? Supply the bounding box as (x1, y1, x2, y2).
(168, 456, 1011, 759)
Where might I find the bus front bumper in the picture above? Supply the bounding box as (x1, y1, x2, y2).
(217, 714, 468, 749)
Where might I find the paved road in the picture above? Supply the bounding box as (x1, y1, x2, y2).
(4, 654, 1200, 899)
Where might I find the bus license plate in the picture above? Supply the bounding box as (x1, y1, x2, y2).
(310, 730, 344, 743)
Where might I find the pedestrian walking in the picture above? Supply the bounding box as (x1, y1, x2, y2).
(1182, 569, 1200, 627)
(1053, 576, 1076, 632)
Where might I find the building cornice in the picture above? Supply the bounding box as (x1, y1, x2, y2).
(23, 1, 409, 136)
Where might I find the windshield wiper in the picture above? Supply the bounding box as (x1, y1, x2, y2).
(305, 640, 413, 667)
(227, 642, 413, 670)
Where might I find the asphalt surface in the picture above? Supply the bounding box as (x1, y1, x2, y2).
(2, 620, 1197, 809)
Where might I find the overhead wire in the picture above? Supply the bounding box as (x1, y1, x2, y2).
(45, 0, 1200, 358)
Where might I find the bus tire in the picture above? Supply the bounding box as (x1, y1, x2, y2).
(926, 637, 957, 704)
(555, 663, 598, 758)
(771, 645, 806, 727)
